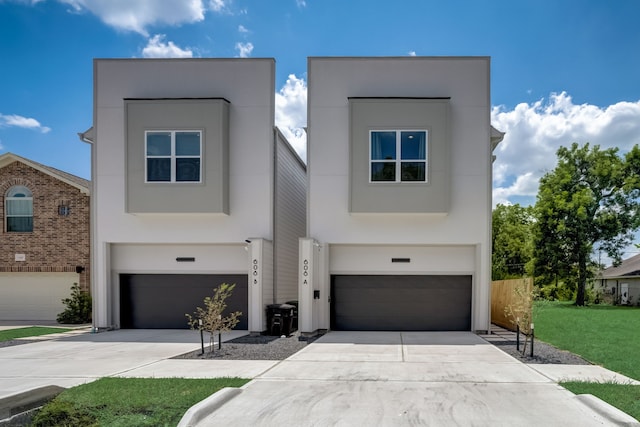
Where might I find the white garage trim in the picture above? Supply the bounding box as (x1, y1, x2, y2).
(0, 272, 79, 321)
(110, 243, 249, 273)
(329, 244, 476, 274)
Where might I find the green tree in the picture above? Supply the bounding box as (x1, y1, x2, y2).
(534, 143, 640, 306)
(492, 203, 535, 280)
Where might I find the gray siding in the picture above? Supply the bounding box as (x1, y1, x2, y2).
(274, 129, 307, 303)
(125, 99, 230, 214)
(349, 98, 450, 213)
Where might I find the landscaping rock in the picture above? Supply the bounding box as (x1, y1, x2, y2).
(173, 331, 319, 360)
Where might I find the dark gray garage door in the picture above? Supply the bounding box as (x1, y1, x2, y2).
(331, 275, 471, 331)
(120, 274, 248, 329)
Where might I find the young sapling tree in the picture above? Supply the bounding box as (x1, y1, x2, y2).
(186, 283, 242, 353)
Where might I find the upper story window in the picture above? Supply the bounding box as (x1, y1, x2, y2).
(5, 185, 33, 232)
(370, 130, 428, 183)
(145, 130, 202, 183)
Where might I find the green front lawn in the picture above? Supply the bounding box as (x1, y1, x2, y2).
(32, 377, 250, 427)
(0, 326, 72, 342)
(533, 301, 640, 380)
(533, 301, 640, 421)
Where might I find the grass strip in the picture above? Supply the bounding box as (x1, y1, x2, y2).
(533, 302, 640, 380)
(31, 377, 249, 427)
(561, 382, 640, 422)
(0, 326, 72, 342)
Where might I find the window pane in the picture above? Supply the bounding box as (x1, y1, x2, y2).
(176, 158, 201, 182)
(401, 162, 426, 181)
(6, 185, 32, 198)
(176, 132, 201, 156)
(146, 132, 171, 156)
(6, 199, 33, 216)
(401, 131, 426, 160)
(371, 162, 396, 181)
(147, 158, 171, 181)
(371, 131, 396, 160)
(7, 217, 33, 232)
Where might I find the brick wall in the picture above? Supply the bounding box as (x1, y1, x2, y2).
(0, 161, 90, 292)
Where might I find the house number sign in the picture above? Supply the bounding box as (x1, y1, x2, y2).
(302, 259, 309, 285)
(253, 259, 259, 284)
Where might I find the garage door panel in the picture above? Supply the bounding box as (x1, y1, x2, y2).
(120, 274, 248, 329)
(0, 273, 78, 321)
(331, 275, 471, 331)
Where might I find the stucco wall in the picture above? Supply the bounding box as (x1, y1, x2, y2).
(307, 57, 492, 244)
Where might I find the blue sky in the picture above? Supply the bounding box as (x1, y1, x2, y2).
(1, 0, 640, 209)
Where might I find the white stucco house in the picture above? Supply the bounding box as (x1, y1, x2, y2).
(298, 57, 503, 335)
(596, 254, 640, 306)
(81, 58, 306, 332)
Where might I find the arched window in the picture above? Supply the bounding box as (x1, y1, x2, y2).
(5, 185, 33, 232)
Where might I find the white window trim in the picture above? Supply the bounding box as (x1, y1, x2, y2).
(369, 129, 429, 183)
(5, 185, 33, 233)
(144, 130, 203, 183)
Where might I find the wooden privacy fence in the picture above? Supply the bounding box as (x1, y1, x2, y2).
(491, 278, 533, 330)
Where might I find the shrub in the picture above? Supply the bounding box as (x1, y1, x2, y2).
(57, 283, 92, 324)
(31, 398, 97, 426)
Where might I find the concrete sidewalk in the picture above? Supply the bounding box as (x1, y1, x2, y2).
(190, 331, 640, 427)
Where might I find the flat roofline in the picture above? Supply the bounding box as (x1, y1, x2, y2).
(309, 55, 490, 61)
(348, 97, 451, 100)
(124, 97, 231, 103)
(95, 57, 275, 63)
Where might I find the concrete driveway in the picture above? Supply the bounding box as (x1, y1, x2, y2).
(0, 328, 253, 399)
(193, 331, 639, 427)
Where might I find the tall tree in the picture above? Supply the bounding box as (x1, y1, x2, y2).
(534, 143, 640, 305)
(492, 203, 534, 280)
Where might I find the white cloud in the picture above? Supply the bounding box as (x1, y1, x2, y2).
(276, 74, 307, 161)
(408, 51, 417, 56)
(492, 92, 640, 207)
(296, 0, 307, 7)
(0, 113, 51, 133)
(142, 34, 193, 58)
(238, 24, 249, 33)
(235, 41, 253, 58)
(58, 0, 209, 35)
(208, 0, 225, 12)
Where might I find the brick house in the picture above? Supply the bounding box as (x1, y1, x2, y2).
(0, 152, 90, 321)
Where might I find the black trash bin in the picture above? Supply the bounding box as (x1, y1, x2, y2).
(266, 303, 295, 336)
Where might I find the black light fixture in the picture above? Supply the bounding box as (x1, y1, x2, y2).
(391, 258, 411, 263)
(176, 257, 196, 262)
(75, 266, 85, 273)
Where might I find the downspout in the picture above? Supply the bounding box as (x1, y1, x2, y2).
(78, 128, 98, 331)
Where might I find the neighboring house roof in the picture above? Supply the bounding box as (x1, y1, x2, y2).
(600, 253, 640, 279)
(490, 125, 505, 151)
(490, 126, 505, 163)
(0, 152, 90, 194)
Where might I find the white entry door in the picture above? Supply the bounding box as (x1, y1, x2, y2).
(621, 283, 629, 305)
